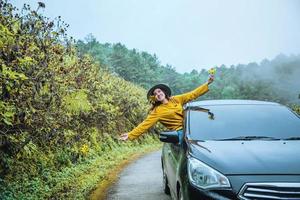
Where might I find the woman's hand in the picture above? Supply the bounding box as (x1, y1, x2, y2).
(119, 133, 129, 141)
(208, 75, 214, 85)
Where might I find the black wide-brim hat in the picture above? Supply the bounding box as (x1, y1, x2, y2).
(147, 84, 171, 100)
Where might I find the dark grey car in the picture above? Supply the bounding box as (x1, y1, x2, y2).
(160, 100, 300, 200)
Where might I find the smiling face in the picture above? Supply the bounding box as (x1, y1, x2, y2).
(153, 88, 167, 102)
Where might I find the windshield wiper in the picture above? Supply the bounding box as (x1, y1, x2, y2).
(215, 136, 280, 141)
(282, 137, 300, 140)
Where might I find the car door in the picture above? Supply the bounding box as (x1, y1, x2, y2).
(163, 142, 173, 185)
(166, 142, 181, 192)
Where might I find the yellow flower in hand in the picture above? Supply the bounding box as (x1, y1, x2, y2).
(208, 68, 216, 75)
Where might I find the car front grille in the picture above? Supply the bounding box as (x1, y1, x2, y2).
(238, 183, 300, 200)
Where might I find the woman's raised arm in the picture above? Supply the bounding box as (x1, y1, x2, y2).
(174, 77, 213, 105)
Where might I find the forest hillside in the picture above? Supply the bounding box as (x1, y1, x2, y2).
(77, 34, 300, 104)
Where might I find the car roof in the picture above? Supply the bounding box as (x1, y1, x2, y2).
(187, 99, 281, 107)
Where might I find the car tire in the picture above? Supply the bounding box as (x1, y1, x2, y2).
(163, 168, 170, 195)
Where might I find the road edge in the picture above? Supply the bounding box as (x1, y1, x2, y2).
(89, 146, 162, 200)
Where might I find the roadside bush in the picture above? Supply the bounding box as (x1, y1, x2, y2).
(0, 2, 159, 199)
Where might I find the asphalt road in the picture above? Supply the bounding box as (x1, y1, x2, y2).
(106, 150, 172, 200)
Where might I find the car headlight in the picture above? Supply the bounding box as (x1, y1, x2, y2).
(188, 156, 231, 189)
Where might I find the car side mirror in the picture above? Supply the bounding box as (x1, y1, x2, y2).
(159, 131, 179, 143)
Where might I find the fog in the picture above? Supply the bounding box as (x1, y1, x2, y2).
(237, 54, 300, 103)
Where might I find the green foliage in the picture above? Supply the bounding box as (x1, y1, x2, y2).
(77, 36, 300, 104)
(0, 1, 160, 199)
(62, 89, 92, 114)
(291, 104, 300, 115)
(0, 101, 15, 125)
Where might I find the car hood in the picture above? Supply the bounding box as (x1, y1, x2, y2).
(188, 140, 300, 175)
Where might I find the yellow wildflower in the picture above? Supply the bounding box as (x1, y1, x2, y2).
(80, 144, 89, 155)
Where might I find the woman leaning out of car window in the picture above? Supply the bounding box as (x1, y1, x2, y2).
(119, 75, 214, 143)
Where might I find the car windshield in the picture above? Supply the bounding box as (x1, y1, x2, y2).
(188, 104, 300, 141)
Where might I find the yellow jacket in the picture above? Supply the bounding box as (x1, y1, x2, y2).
(128, 82, 209, 140)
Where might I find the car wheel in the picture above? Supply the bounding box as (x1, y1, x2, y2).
(163, 168, 170, 195)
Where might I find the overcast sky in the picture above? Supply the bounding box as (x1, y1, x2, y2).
(13, 0, 300, 73)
